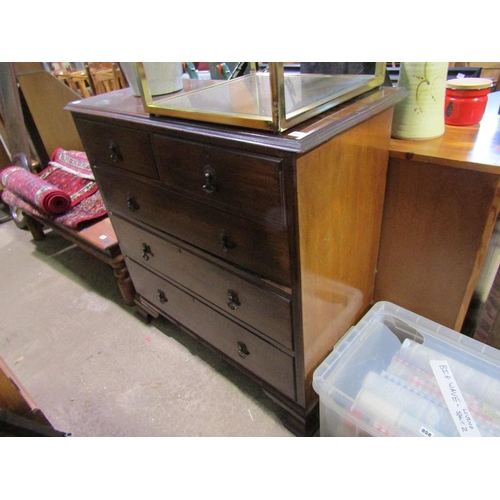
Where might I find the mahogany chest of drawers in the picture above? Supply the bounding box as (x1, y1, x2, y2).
(67, 85, 402, 435)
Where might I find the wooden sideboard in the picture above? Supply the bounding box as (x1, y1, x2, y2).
(66, 84, 403, 435)
(375, 91, 500, 333)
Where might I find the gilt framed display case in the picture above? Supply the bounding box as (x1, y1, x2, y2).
(136, 62, 387, 132)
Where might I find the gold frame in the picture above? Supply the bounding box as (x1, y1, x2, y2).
(136, 62, 387, 132)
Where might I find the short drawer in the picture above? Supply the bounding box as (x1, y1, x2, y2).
(111, 215, 293, 349)
(95, 166, 291, 286)
(127, 259, 296, 400)
(74, 118, 159, 179)
(152, 135, 285, 225)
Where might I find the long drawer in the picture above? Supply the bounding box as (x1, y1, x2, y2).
(151, 134, 286, 225)
(111, 215, 293, 350)
(74, 118, 159, 179)
(95, 165, 291, 286)
(127, 259, 296, 400)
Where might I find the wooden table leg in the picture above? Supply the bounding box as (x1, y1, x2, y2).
(25, 215, 45, 241)
(111, 257, 136, 306)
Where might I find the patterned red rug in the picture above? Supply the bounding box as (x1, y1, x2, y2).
(0, 166, 71, 214)
(0, 149, 107, 229)
(45, 148, 98, 206)
(1, 189, 107, 229)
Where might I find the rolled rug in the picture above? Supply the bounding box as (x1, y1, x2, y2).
(1, 188, 107, 229)
(0, 166, 71, 214)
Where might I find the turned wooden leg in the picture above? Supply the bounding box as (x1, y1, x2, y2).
(111, 258, 136, 306)
(25, 216, 46, 241)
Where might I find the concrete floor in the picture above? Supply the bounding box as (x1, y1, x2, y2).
(0, 213, 294, 437)
(1, 215, 494, 500)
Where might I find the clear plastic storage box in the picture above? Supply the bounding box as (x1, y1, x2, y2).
(312, 301, 500, 437)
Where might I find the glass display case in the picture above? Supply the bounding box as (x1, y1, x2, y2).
(136, 62, 387, 132)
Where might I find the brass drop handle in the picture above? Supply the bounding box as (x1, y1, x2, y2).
(127, 195, 139, 212)
(202, 166, 218, 193)
(220, 230, 236, 253)
(237, 341, 250, 358)
(227, 289, 241, 310)
(157, 289, 167, 304)
(109, 141, 122, 162)
(142, 243, 152, 261)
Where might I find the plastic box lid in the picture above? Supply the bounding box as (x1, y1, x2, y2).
(312, 301, 500, 437)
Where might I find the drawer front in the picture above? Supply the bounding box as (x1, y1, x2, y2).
(152, 135, 285, 225)
(111, 215, 293, 350)
(74, 118, 159, 179)
(95, 166, 291, 286)
(127, 259, 296, 400)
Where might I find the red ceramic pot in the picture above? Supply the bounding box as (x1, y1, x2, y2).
(445, 78, 493, 126)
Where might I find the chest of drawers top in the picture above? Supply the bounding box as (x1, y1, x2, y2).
(66, 86, 403, 156)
